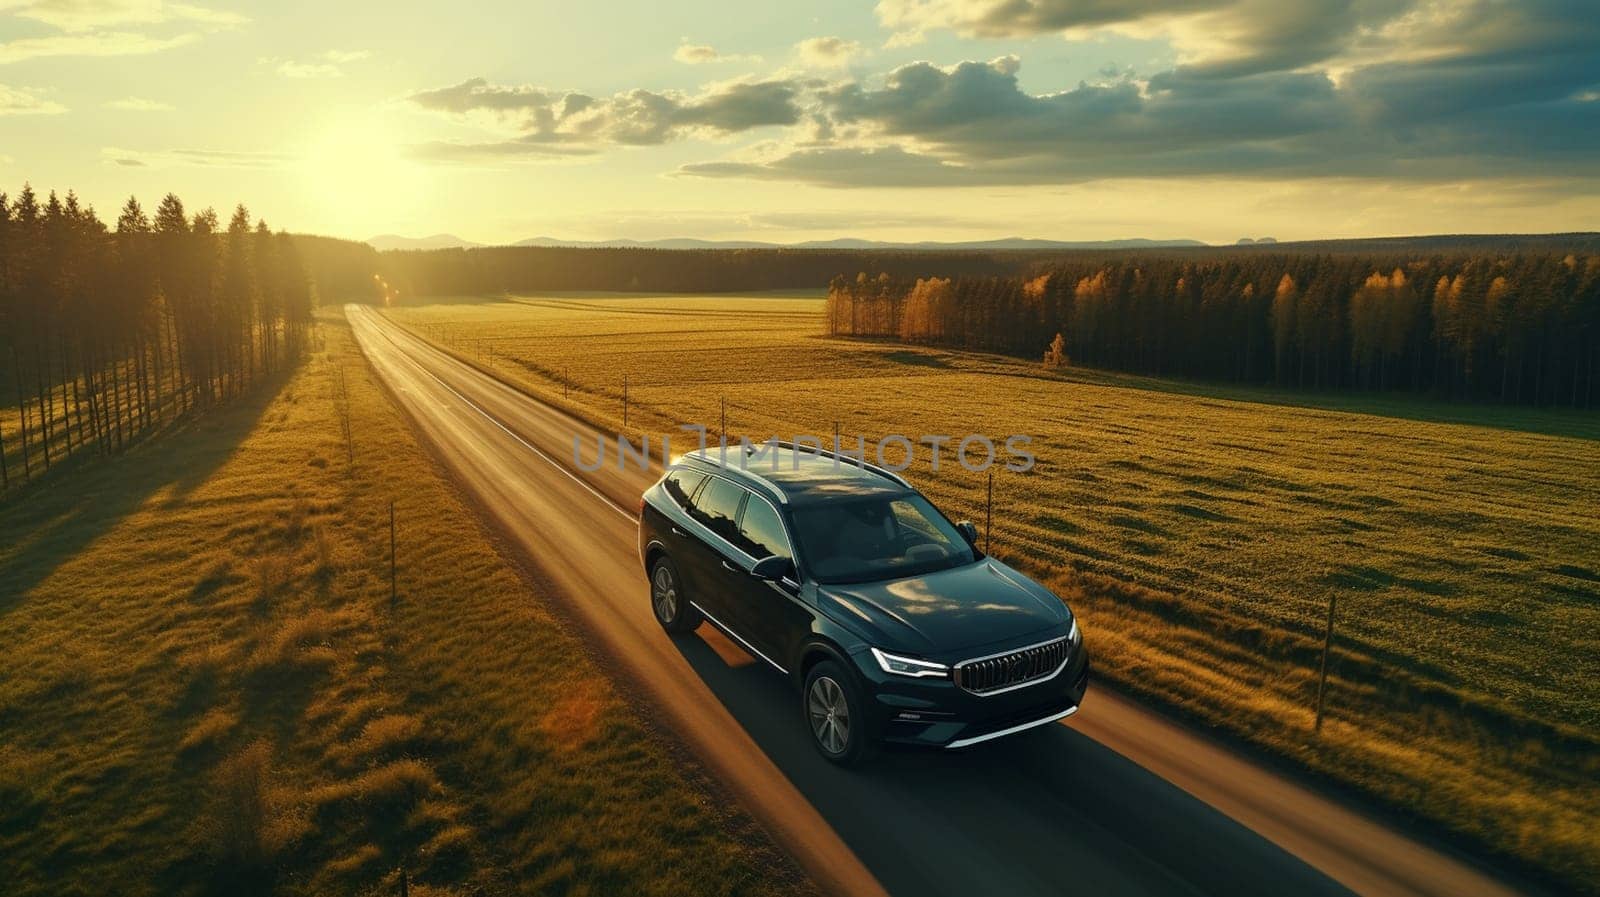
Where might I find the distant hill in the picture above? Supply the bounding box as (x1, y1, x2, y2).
(1236, 237, 1278, 245)
(367, 233, 483, 251)
(512, 236, 1208, 251)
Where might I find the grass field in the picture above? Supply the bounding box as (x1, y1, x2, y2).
(0, 311, 814, 897)
(384, 292, 1600, 892)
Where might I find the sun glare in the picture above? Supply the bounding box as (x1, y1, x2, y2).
(299, 113, 426, 235)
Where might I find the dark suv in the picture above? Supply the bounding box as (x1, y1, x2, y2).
(637, 442, 1088, 765)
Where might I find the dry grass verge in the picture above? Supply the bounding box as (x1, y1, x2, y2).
(0, 311, 813, 897)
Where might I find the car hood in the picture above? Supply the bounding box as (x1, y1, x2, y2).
(817, 558, 1070, 657)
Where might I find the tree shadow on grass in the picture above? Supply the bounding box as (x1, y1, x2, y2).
(0, 366, 296, 616)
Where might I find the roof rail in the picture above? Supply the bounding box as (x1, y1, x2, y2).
(763, 439, 913, 488)
(680, 446, 790, 502)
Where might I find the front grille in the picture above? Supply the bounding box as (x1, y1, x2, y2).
(954, 638, 1069, 695)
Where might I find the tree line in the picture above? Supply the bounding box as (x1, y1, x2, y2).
(826, 250, 1600, 407)
(0, 184, 317, 490)
(373, 246, 1032, 296)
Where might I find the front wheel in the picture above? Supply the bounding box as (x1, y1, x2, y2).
(803, 661, 873, 766)
(649, 556, 701, 634)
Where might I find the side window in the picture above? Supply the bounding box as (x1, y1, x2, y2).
(736, 497, 792, 562)
(691, 477, 745, 543)
(663, 469, 706, 512)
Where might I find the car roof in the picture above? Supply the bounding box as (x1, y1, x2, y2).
(675, 443, 912, 506)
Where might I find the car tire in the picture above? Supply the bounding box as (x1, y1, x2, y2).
(649, 556, 701, 634)
(803, 661, 873, 766)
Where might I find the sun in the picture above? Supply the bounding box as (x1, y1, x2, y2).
(297, 111, 430, 236)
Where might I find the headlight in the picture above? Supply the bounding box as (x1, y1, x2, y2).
(871, 647, 949, 679)
(1068, 617, 1081, 645)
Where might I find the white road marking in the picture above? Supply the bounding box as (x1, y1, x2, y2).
(354, 307, 636, 522)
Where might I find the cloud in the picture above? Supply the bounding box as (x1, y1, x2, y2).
(0, 82, 65, 114)
(406, 1, 1597, 186)
(681, 0, 1600, 188)
(101, 146, 293, 168)
(105, 95, 172, 111)
(0, 29, 198, 63)
(872, 0, 1437, 78)
(403, 138, 598, 165)
(2, 0, 246, 32)
(876, 0, 1223, 41)
(263, 49, 370, 78)
(673, 41, 761, 65)
(405, 76, 806, 159)
(796, 36, 863, 68)
(681, 145, 1000, 187)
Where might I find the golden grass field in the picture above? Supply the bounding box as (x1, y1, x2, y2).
(0, 311, 814, 897)
(384, 292, 1600, 891)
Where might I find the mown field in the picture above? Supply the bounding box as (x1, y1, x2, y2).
(385, 293, 1600, 892)
(0, 311, 813, 897)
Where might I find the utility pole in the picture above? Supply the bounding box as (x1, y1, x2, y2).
(1315, 594, 1338, 733)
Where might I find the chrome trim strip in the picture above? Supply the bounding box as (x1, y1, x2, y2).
(690, 601, 788, 674)
(954, 635, 1071, 696)
(956, 634, 1069, 666)
(682, 451, 790, 503)
(945, 705, 1077, 750)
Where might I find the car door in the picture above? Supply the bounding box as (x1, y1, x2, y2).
(680, 474, 748, 623)
(656, 467, 708, 585)
(728, 493, 814, 667)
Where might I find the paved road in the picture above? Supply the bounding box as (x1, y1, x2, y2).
(347, 304, 1528, 897)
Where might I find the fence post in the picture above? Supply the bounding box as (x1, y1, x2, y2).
(389, 500, 397, 610)
(338, 364, 354, 467)
(985, 470, 993, 553)
(1315, 594, 1338, 733)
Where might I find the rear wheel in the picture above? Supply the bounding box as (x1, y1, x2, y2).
(649, 556, 700, 634)
(803, 661, 873, 766)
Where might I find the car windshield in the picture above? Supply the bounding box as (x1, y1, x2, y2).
(789, 493, 977, 584)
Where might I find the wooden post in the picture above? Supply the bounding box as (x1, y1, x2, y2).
(1315, 594, 1338, 733)
(389, 500, 397, 610)
(338, 365, 354, 467)
(985, 471, 993, 553)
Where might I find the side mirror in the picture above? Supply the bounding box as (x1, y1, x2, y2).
(751, 555, 793, 582)
(956, 521, 979, 545)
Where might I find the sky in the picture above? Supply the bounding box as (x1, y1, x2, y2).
(0, 0, 1596, 245)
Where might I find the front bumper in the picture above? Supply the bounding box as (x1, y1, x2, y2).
(852, 637, 1090, 750)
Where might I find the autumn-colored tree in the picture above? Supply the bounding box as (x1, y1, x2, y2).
(1042, 332, 1068, 369)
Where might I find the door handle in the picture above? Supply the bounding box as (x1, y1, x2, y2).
(671, 526, 687, 537)
(720, 559, 739, 573)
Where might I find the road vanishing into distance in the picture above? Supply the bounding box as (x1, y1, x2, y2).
(347, 304, 1530, 897)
